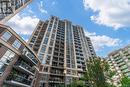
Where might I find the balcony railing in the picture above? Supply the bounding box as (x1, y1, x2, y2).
(6, 74, 32, 86)
(21, 51, 38, 65)
(15, 61, 35, 75)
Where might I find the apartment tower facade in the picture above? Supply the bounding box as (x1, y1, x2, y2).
(107, 45, 130, 86)
(28, 16, 96, 87)
(0, 0, 32, 23)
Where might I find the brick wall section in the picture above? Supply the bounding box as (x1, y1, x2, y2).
(0, 28, 5, 37)
(0, 27, 5, 35)
(0, 44, 8, 59)
(0, 46, 19, 86)
(34, 73, 42, 87)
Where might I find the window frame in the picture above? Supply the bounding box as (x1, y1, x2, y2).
(12, 39, 21, 50)
(1, 31, 12, 41)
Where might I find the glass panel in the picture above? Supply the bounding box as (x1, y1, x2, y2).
(43, 38, 48, 44)
(12, 39, 21, 50)
(46, 32, 50, 37)
(40, 45, 46, 53)
(1, 31, 12, 41)
(0, 49, 15, 75)
(49, 39, 54, 46)
(0, 62, 7, 75)
(48, 47, 52, 54)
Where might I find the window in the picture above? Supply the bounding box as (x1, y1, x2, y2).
(0, 50, 15, 75)
(0, 62, 7, 75)
(46, 32, 50, 37)
(38, 54, 44, 61)
(1, 31, 12, 41)
(53, 29, 56, 33)
(43, 67, 48, 72)
(48, 47, 52, 54)
(12, 39, 21, 50)
(46, 55, 51, 61)
(41, 74, 48, 81)
(42, 59, 46, 64)
(29, 44, 33, 47)
(30, 36, 36, 43)
(40, 45, 46, 53)
(48, 27, 52, 31)
(49, 39, 54, 46)
(43, 38, 48, 44)
(46, 55, 51, 65)
(51, 34, 55, 39)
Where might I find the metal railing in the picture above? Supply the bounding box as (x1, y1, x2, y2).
(6, 74, 32, 85)
(16, 61, 35, 73)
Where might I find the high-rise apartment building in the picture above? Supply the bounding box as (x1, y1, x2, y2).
(107, 45, 130, 86)
(0, 0, 32, 23)
(28, 16, 96, 87)
(0, 24, 40, 87)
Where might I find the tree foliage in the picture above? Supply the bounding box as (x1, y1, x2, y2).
(68, 57, 116, 87)
(120, 76, 130, 87)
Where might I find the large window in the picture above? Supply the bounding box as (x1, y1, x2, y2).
(0, 49, 15, 75)
(51, 34, 55, 39)
(49, 39, 54, 46)
(48, 27, 52, 31)
(12, 39, 21, 50)
(48, 47, 52, 54)
(43, 38, 48, 44)
(38, 54, 44, 61)
(1, 31, 12, 41)
(46, 32, 50, 37)
(30, 36, 36, 43)
(40, 45, 46, 53)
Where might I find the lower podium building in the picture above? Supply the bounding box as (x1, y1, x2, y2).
(0, 24, 41, 87)
(28, 16, 96, 87)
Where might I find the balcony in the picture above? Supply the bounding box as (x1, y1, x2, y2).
(21, 51, 38, 65)
(50, 70, 64, 76)
(114, 57, 122, 61)
(14, 61, 35, 76)
(49, 78, 64, 83)
(5, 74, 32, 87)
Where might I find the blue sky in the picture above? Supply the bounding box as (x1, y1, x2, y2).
(6, 0, 130, 57)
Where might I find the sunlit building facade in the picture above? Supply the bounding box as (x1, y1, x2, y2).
(107, 45, 130, 86)
(28, 16, 96, 87)
(0, 0, 32, 23)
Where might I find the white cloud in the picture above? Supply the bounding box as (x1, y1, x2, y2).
(85, 31, 121, 51)
(6, 14, 39, 35)
(83, 0, 130, 29)
(52, 1, 56, 5)
(38, 1, 48, 14)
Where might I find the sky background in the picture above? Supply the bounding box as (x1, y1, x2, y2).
(6, 0, 130, 57)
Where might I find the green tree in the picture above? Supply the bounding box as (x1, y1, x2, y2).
(85, 58, 107, 87)
(67, 57, 116, 87)
(120, 76, 130, 87)
(67, 79, 86, 87)
(85, 57, 116, 87)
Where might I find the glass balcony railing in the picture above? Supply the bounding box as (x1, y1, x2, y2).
(6, 74, 32, 86)
(21, 51, 38, 65)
